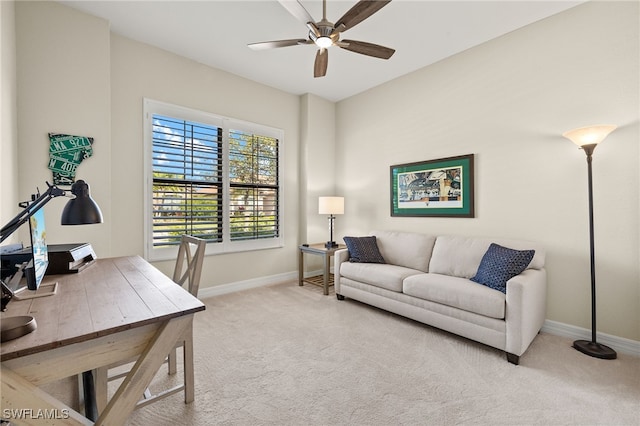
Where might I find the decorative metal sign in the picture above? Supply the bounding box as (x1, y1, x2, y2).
(48, 133, 94, 186)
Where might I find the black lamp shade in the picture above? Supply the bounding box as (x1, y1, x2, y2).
(61, 180, 103, 225)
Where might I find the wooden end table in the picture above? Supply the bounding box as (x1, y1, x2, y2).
(298, 243, 345, 295)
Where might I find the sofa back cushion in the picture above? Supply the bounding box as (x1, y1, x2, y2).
(429, 236, 545, 279)
(370, 230, 437, 272)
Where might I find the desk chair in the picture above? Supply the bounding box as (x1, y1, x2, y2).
(165, 235, 207, 396)
(94, 235, 206, 412)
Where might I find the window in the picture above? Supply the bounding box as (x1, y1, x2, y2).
(151, 115, 223, 246)
(144, 99, 283, 260)
(229, 129, 279, 241)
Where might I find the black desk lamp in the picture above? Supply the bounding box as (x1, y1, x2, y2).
(562, 125, 617, 360)
(1, 180, 103, 310)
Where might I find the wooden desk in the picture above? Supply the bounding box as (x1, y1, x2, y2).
(1, 255, 206, 425)
(298, 243, 345, 295)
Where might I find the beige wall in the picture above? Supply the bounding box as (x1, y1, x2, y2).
(14, 1, 112, 254)
(109, 34, 301, 283)
(12, 1, 303, 286)
(1, 0, 18, 241)
(299, 94, 337, 245)
(0, 1, 19, 242)
(335, 1, 639, 341)
(7, 1, 639, 342)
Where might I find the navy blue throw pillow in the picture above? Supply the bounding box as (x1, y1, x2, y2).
(471, 243, 535, 293)
(343, 236, 386, 264)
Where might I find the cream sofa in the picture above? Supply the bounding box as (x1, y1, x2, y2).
(334, 230, 546, 364)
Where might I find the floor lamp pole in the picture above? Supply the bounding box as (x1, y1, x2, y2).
(572, 144, 617, 359)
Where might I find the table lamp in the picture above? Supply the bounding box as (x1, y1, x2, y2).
(319, 196, 344, 249)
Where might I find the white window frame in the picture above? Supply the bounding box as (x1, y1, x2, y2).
(143, 99, 284, 261)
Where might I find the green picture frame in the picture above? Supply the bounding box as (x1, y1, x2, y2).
(390, 154, 475, 217)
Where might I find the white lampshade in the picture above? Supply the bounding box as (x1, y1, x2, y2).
(562, 125, 616, 147)
(318, 196, 344, 215)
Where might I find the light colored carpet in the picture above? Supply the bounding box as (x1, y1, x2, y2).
(48, 280, 640, 425)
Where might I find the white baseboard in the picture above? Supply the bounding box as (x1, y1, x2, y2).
(198, 273, 639, 358)
(198, 271, 298, 298)
(198, 269, 326, 299)
(542, 320, 640, 357)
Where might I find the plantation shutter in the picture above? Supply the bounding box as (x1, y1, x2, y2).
(228, 129, 280, 241)
(151, 114, 223, 247)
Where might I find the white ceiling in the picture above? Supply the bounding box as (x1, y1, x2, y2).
(59, 0, 583, 102)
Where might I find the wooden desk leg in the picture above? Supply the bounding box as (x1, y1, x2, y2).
(94, 367, 108, 414)
(182, 321, 195, 403)
(1, 365, 91, 425)
(298, 248, 304, 286)
(96, 316, 191, 425)
(323, 253, 330, 295)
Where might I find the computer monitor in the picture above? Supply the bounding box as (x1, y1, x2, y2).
(25, 208, 49, 290)
(4, 208, 58, 300)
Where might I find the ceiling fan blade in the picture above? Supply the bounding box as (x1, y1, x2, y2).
(314, 49, 328, 78)
(248, 39, 309, 50)
(334, 0, 392, 33)
(278, 0, 316, 26)
(338, 40, 395, 59)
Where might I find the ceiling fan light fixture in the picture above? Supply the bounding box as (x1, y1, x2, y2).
(249, 0, 395, 77)
(315, 36, 333, 49)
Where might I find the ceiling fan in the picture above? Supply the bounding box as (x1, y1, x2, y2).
(248, 0, 395, 78)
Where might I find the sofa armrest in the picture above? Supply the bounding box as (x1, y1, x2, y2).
(334, 248, 349, 295)
(505, 268, 547, 357)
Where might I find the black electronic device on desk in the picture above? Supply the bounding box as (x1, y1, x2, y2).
(1, 243, 96, 278)
(47, 243, 97, 274)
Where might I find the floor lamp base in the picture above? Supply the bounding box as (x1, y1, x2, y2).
(573, 340, 617, 360)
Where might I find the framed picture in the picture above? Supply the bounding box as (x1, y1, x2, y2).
(390, 154, 474, 217)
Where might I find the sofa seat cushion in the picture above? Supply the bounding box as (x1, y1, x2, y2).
(340, 278, 506, 334)
(340, 262, 422, 293)
(403, 273, 506, 319)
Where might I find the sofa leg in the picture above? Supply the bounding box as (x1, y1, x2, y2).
(336, 294, 345, 300)
(506, 353, 520, 365)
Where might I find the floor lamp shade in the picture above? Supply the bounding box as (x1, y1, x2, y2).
(562, 125, 617, 360)
(319, 197, 344, 249)
(562, 125, 616, 147)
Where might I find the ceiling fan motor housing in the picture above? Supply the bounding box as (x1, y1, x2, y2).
(309, 19, 340, 47)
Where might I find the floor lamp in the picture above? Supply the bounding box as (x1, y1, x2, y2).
(562, 125, 617, 360)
